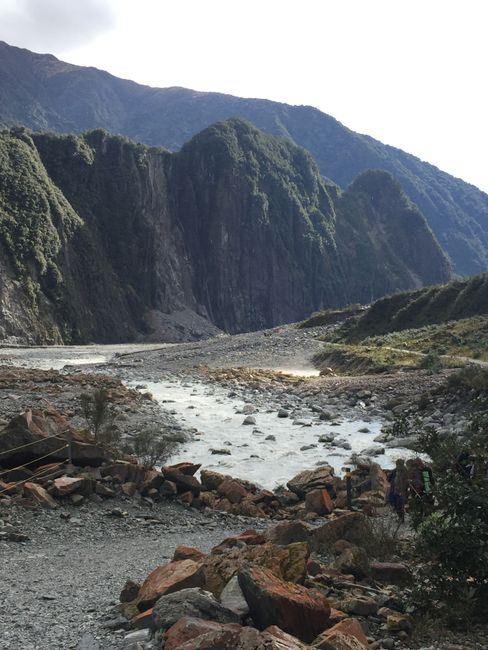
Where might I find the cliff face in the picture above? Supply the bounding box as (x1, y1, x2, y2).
(0, 120, 451, 344)
(0, 41, 486, 277)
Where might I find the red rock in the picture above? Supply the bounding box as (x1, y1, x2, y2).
(166, 462, 201, 476)
(173, 546, 207, 562)
(310, 513, 367, 550)
(140, 469, 165, 495)
(160, 480, 178, 497)
(369, 463, 389, 496)
(265, 521, 310, 546)
(23, 482, 58, 508)
(287, 466, 335, 498)
(327, 609, 349, 626)
(100, 461, 145, 484)
(212, 530, 266, 554)
(174, 626, 266, 649)
(307, 559, 323, 577)
(314, 618, 369, 648)
(217, 479, 249, 504)
(163, 466, 201, 495)
(200, 469, 228, 491)
(238, 566, 331, 642)
(137, 560, 205, 610)
(305, 489, 334, 516)
(95, 483, 116, 498)
(179, 491, 194, 505)
(164, 617, 241, 650)
(132, 607, 156, 630)
(53, 476, 84, 496)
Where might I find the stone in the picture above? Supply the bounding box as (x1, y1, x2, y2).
(23, 482, 58, 508)
(238, 566, 331, 642)
(140, 469, 165, 495)
(166, 462, 201, 476)
(132, 608, 156, 630)
(53, 476, 85, 496)
(122, 629, 150, 646)
(220, 575, 250, 618)
(305, 489, 334, 515)
(173, 626, 263, 649)
(341, 596, 378, 617)
(313, 632, 368, 650)
(137, 559, 205, 610)
(243, 416, 257, 425)
(77, 633, 100, 650)
(164, 617, 241, 650)
(386, 612, 412, 633)
(311, 513, 367, 550)
(280, 542, 309, 583)
(314, 618, 369, 648)
(163, 466, 201, 495)
(263, 626, 309, 649)
(265, 521, 310, 546)
(278, 409, 290, 418)
(70, 493, 85, 506)
(370, 562, 411, 586)
(121, 481, 138, 497)
(120, 579, 140, 603)
(217, 479, 249, 504)
(335, 546, 370, 580)
(200, 469, 227, 491)
(212, 530, 266, 554)
(152, 587, 239, 631)
(160, 480, 178, 497)
(173, 546, 207, 562)
(287, 466, 335, 498)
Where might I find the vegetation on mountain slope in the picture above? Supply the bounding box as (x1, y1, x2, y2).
(0, 40, 486, 275)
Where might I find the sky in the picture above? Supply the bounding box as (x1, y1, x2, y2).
(1, 0, 487, 192)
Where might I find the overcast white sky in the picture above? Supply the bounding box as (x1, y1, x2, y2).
(1, 0, 487, 192)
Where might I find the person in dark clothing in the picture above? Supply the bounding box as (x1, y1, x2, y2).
(388, 458, 408, 522)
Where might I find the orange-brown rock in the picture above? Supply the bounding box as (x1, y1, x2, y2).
(53, 476, 84, 496)
(164, 617, 241, 650)
(166, 462, 201, 476)
(23, 481, 58, 508)
(217, 479, 249, 504)
(370, 561, 411, 586)
(305, 489, 334, 516)
(238, 566, 331, 642)
(132, 607, 156, 630)
(287, 466, 335, 498)
(164, 466, 201, 495)
(173, 546, 207, 562)
(200, 469, 227, 491)
(263, 625, 310, 649)
(140, 469, 165, 495)
(310, 513, 366, 550)
(212, 530, 266, 554)
(265, 521, 310, 546)
(121, 481, 138, 497)
(100, 461, 145, 484)
(314, 618, 369, 648)
(173, 625, 262, 649)
(137, 560, 205, 610)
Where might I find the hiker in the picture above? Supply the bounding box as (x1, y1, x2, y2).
(455, 450, 475, 480)
(388, 458, 409, 522)
(406, 458, 435, 516)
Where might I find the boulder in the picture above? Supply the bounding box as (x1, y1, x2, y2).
(305, 489, 334, 516)
(173, 546, 207, 562)
(163, 466, 201, 496)
(121, 481, 138, 497)
(287, 466, 335, 498)
(200, 469, 228, 491)
(100, 461, 146, 484)
(334, 546, 370, 580)
(340, 596, 378, 617)
(53, 476, 85, 496)
(280, 542, 309, 583)
(313, 633, 368, 649)
(264, 521, 310, 546)
(238, 566, 330, 642)
(140, 469, 165, 495)
(120, 579, 140, 603)
(370, 561, 411, 586)
(212, 530, 266, 554)
(171, 625, 264, 649)
(217, 479, 249, 504)
(220, 575, 250, 618)
(23, 482, 58, 508)
(166, 462, 201, 476)
(313, 618, 369, 649)
(152, 587, 239, 631)
(164, 617, 241, 650)
(263, 626, 310, 649)
(137, 560, 205, 610)
(310, 513, 367, 550)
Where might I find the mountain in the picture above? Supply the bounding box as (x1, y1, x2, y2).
(0, 41, 486, 276)
(0, 120, 449, 344)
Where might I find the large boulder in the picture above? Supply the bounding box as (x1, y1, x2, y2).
(370, 561, 411, 586)
(164, 617, 241, 650)
(23, 482, 58, 508)
(310, 513, 367, 551)
(202, 542, 307, 597)
(0, 409, 111, 467)
(163, 466, 201, 496)
(153, 587, 239, 631)
(238, 567, 331, 642)
(287, 466, 335, 498)
(170, 625, 264, 649)
(313, 617, 370, 649)
(219, 576, 250, 618)
(263, 626, 310, 649)
(264, 521, 311, 546)
(305, 489, 334, 516)
(334, 546, 370, 580)
(137, 560, 205, 610)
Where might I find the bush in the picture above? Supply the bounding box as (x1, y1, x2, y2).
(418, 351, 442, 374)
(410, 421, 488, 625)
(80, 388, 118, 446)
(448, 364, 488, 391)
(128, 428, 171, 469)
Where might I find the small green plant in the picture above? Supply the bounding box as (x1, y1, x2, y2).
(80, 388, 118, 446)
(448, 364, 488, 391)
(129, 428, 171, 469)
(418, 351, 442, 374)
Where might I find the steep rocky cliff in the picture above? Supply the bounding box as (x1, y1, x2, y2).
(0, 120, 450, 344)
(0, 41, 486, 276)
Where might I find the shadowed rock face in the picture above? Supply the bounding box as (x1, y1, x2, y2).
(1, 40, 487, 277)
(0, 120, 450, 344)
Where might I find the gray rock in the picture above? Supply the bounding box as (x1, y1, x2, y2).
(123, 629, 151, 645)
(277, 409, 290, 418)
(242, 415, 256, 425)
(219, 576, 250, 618)
(360, 445, 385, 457)
(153, 587, 239, 631)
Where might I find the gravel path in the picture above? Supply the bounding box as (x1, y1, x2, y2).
(0, 498, 253, 650)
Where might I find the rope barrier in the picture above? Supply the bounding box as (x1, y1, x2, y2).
(0, 444, 69, 479)
(0, 460, 67, 496)
(0, 433, 62, 457)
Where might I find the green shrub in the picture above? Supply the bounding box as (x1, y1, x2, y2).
(448, 365, 488, 391)
(80, 388, 117, 445)
(128, 428, 171, 469)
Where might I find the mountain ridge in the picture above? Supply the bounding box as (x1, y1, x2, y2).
(0, 40, 487, 276)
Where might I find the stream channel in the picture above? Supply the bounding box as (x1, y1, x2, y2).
(0, 345, 418, 489)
